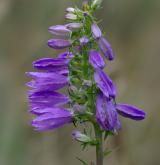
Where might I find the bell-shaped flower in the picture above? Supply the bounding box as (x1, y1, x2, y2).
(26, 72, 68, 91)
(31, 108, 73, 131)
(96, 93, 121, 131)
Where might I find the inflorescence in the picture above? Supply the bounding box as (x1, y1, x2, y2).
(26, 0, 145, 163)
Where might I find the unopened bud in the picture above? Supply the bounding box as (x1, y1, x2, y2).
(91, 0, 102, 9)
(65, 13, 77, 20)
(72, 131, 91, 143)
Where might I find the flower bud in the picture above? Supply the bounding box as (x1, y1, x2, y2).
(98, 37, 114, 60)
(65, 23, 82, 31)
(48, 25, 71, 36)
(91, 0, 102, 9)
(66, 7, 76, 13)
(48, 39, 71, 49)
(72, 131, 91, 143)
(65, 13, 77, 20)
(91, 23, 102, 39)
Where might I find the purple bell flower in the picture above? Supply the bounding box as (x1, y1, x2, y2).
(91, 23, 102, 39)
(26, 72, 68, 91)
(116, 104, 145, 120)
(98, 37, 114, 61)
(31, 108, 73, 131)
(28, 90, 70, 114)
(96, 93, 121, 131)
(89, 50, 105, 69)
(94, 69, 116, 98)
(48, 25, 71, 36)
(48, 39, 71, 49)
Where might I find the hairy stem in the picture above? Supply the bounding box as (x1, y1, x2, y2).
(94, 125, 103, 165)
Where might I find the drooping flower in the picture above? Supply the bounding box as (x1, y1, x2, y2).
(98, 37, 114, 61)
(94, 69, 116, 98)
(33, 58, 69, 70)
(91, 23, 102, 39)
(26, 72, 68, 91)
(32, 108, 73, 131)
(28, 90, 70, 114)
(89, 50, 105, 69)
(116, 104, 145, 120)
(48, 39, 71, 49)
(96, 93, 121, 131)
(48, 25, 71, 36)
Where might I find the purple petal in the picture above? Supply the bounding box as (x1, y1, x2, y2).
(98, 37, 114, 61)
(26, 72, 68, 90)
(96, 93, 121, 131)
(89, 50, 105, 69)
(116, 104, 145, 120)
(48, 39, 71, 49)
(33, 58, 69, 70)
(94, 69, 116, 98)
(48, 25, 71, 36)
(91, 23, 102, 39)
(31, 108, 73, 131)
(28, 90, 70, 114)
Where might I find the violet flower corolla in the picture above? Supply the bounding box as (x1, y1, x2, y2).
(26, 0, 146, 164)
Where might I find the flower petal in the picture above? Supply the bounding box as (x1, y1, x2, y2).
(116, 104, 145, 120)
(48, 25, 71, 36)
(94, 69, 116, 98)
(96, 93, 120, 131)
(98, 37, 114, 61)
(26, 72, 68, 90)
(89, 50, 105, 69)
(31, 108, 73, 131)
(28, 90, 70, 114)
(91, 23, 102, 39)
(48, 39, 71, 49)
(33, 58, 69, 70)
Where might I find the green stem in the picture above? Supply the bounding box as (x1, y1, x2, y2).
(94, 125, 103, 165)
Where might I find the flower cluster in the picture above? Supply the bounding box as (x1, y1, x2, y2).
(26, 0, 145, 152)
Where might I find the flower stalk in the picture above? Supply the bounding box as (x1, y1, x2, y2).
(26, 0, 146, 164)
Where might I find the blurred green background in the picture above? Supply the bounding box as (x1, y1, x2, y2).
(0, 0, 159, 164)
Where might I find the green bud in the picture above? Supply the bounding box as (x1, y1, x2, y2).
(91, 0, 102, 9)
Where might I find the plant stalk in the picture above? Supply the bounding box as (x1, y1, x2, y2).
(94, 125, 103, 165)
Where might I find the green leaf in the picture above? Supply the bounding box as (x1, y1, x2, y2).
(103, 148, 112, 157)
(76, 157, 88, 165)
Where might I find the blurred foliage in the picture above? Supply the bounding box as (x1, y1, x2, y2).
(0, 0, 159, 164)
